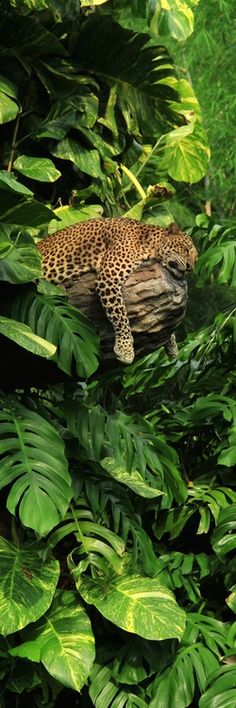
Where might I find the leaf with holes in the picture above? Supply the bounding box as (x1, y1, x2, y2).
(0, 397, 72, 536)
(6, 288, 99, 378)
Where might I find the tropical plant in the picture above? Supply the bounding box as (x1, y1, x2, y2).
(0, 1, 235, 707)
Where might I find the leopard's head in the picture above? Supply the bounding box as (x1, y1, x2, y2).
(159, 223, 197, 279)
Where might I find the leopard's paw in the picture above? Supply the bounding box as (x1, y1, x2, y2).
(114, 335, 135, 365)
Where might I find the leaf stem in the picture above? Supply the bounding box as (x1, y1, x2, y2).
(7, 113, 21, 174)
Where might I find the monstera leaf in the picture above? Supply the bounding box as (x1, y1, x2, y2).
(0, 397, 72, 535)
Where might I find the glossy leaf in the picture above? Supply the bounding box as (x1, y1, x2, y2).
(150, 0, 199, 41)
(14, 156, 61, 182)
(8, 288, 99, 378)
(0, 397, 72, 536)
(0, 91, 19, 124)
(51, 137, 103, 179)
(0, 315, 56, 358)
(10, 591, 95, 691)
(0, 170, 33, 196)
(199, 665, 236, 708)
(0, 231, 42, 283)
(78, 573, 186, 641)
(0, 536, 59, 635)
(164, 122, 209, 183)
(101, 457, 163, 498)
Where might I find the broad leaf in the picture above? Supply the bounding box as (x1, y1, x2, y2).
(10, 590, 95, 692)
(14, 156, 61, 182)
(0, 536, 59, 635)
(0, 170, 33, 196)
(0, 231, 42, 283)
(101, 457, 163, 498)
(0, 398, 72, 536)
(164, 122, 209, 183)
(199, 665, 236, 708)
(8, 288, 99, 378)
(77, 573, 186, 641)
(0, 315, 56, 358)
(150, 0, 199, 41)
(47, 203, 103, 234)
(0, 199, 56, 228)
(51, 137, 103, 179)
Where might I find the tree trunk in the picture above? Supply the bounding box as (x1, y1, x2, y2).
(65, 262, 188, 361)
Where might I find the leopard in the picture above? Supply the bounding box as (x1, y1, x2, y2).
(37, 217, 197, 365)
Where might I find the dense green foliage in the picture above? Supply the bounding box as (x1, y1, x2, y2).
(0, 1, 235, 706)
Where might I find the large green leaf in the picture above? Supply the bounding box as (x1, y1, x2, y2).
(0, 199, 56, 227)
(75, 16, 181, 133)
(0, 398, 72, 536)
(13, 156, 61, 182)
(199, 665, 236, 708)
(164, 121, 209, 183)
(150, 0, 199, 41)
(0, 537, 59, 635)
(51, 137, 103, 179)
(77, 573, 186, 640)
(0, 232, 42, 283)
(149, 642, 218, 708)
(101, 457, 163, 498)
(0, 170, 33, 196)
(0, 315, 56, 358)
(196, 240, 236, 288)
(8, 288, 99, 378)
(10, 590, 95, 692)
(47, 203, 103, 234)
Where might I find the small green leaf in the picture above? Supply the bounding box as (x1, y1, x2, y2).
(10, 590, 95, 691)
(14, 156, 61, 182)
(0, 537, 59, 635)
(0, 91, 19, 124)
(78, 573, 186, 641)
(0, 74, 17, 98)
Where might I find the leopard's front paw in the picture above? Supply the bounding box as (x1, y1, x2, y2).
(114, 334, 135, 365)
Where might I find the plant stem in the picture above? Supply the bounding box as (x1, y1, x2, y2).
(7, 113, 21, 173)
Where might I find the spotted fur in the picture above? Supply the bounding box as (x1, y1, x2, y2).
(38, 217, 197, 364)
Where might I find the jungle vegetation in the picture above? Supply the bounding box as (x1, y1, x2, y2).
(0, 1, 235, 706)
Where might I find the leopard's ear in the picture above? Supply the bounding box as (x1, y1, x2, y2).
(167, 222, 179, 236)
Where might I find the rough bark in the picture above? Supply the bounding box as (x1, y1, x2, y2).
(66, 262, 188, 361)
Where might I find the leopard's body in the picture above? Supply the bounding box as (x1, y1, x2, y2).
(38, 217, 197, 364)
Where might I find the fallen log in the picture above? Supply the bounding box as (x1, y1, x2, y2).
(65, 262, 188, 361)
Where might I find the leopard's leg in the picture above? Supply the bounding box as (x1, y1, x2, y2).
(165, 333, 178, 359)
(95, 252, 141, 364)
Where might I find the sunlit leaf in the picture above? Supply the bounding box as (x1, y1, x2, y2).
(14, 156, 61, 182)
(10, 591, 95, 691)
(0, 536, 59, 635)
